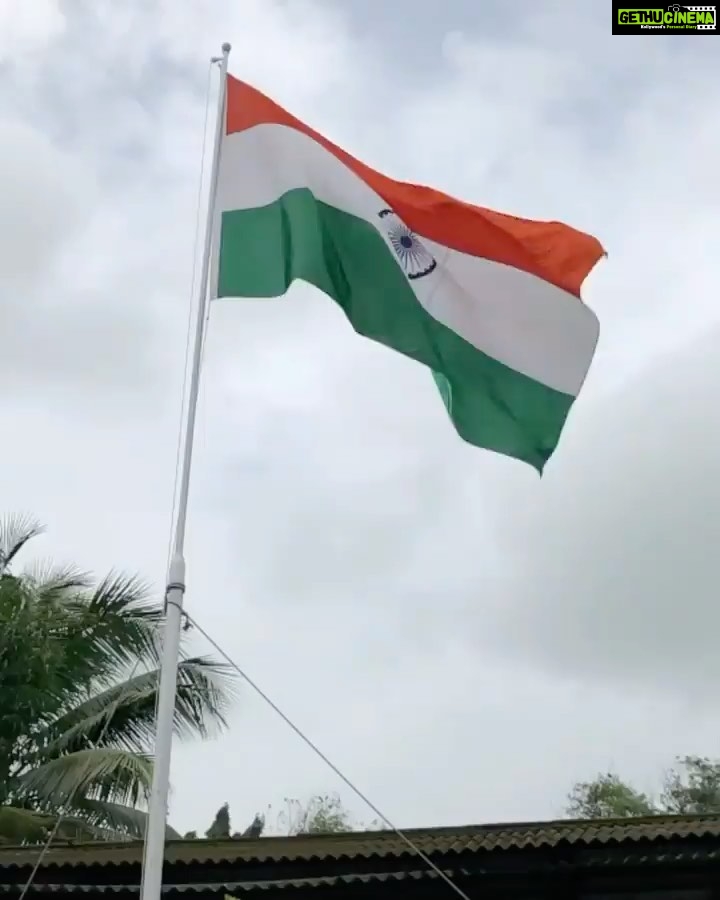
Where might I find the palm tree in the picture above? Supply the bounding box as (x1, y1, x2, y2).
(0, 514, 235, 843)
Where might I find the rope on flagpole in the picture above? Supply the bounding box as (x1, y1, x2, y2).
(183, 611, 474, 900)
(149, 58, 215, 892)
(165, 60, 215, 576)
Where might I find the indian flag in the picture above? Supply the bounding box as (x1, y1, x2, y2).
(214, 75, 604, 472)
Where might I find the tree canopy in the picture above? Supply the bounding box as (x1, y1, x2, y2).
(0, 514, 237, 842)
(276, 794, 355, 835)
(567, 756, 720, 818)
(192, 794, 375, 840)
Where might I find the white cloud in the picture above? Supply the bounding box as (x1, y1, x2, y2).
(0, 0, 65, 59)
(2, 0, 720, 837)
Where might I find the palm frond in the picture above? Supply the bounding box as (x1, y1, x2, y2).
(31, 574, 162, 695)
(0, 805, 145, 843)
(0, 806, 55, 844)
(0, 576, 85, 747)
(18, 748, 153, 809)
(174, 655, 236, 738)
(0, 514, 44, 575)
(0, 803, 173, 844)
(21, 561, 93, 604)
(82, 572, 162, 670)
(76, 799, 181, 840)
(42, 656, 236, 755)
(1, 565, 161, 720)
(0, 513, 239, 841)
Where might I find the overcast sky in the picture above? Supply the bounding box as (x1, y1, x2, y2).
(2, 0, 720, 836)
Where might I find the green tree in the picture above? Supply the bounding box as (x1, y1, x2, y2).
(190, 796, 373, 841)
(0, 515, 236, 843)
(205, 802, 231, 838)
(660, 756, 720, 814)
(272, 794, 373, 835)
(296, 794, 353, 834)
(566, 773, 655, 819)
(567, 756, 720, 819)
(187, 804, 264, 839)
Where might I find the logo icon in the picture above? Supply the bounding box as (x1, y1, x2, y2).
(378, 209, 437, 281)
(613, 3, 717, 33)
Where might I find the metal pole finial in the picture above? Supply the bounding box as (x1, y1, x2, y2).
(211, 43, 232, 64)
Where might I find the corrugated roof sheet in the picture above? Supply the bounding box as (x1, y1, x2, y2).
(0, 870, 445, 893)
(0, 814, 719, 870)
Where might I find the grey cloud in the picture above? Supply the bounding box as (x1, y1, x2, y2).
(195, 292, 506, 628)
(0, 181, 188, 406)
(476, 328, 720, 698)
(0, 119, 92, 287)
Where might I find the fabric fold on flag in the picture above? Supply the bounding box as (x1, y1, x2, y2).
(214, 75, 605, 472)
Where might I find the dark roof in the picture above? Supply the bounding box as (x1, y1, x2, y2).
(1, 815, 719, 897)
(1, 814, 720, 866)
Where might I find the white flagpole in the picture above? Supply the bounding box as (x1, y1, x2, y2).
(139, 42, 231, 900)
